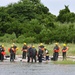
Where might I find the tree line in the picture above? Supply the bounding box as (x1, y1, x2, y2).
(0, 0, 75, 44)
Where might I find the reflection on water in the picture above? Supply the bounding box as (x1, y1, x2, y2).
(0, 61, 75, 75)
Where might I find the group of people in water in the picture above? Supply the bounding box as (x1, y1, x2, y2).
(0, 43, 68, 62)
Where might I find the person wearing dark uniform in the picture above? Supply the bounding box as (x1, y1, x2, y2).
(38, 49, 43, 63)
(27, 46, 33, 63)
(51, 43, 60, 61)
(38, 43, 44, 63)
(8, 45, 15, 62)
(22, 43, 28, 59)
(31, 46, 37, 63)
(1, 45, 6, 61)
(62, 44, 68, 60)
(13, 43, 17, 59)
(0, 45, 5, 61)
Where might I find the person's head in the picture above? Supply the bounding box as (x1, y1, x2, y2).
(55, 43, 58, 46)
(32, 45, 35, 48)
(63, 44, 66, 47)
(24, 43, 26, 45)
(2, 45, 4, 48)
(11, 45, 13, 47)
(40, 43, 43, 46)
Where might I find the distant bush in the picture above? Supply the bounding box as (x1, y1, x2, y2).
(0, 32, 17, 43)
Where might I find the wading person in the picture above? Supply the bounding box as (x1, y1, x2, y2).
(62, 44, 68, 60)
(38, 43, 44, 63)
(31, 46, 37, 63)
(51, 43, 60, 61)
(27, 46, 33, 63)
(8, 45, 15, 62)
(0, 45, 5, 61)
(44, 47, 49, 61)
(1, 45, 6, 61)
(22, 43, 28, 59)
(13, 43, 17, 59)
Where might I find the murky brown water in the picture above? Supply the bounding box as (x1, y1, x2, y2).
(0, 60, 75, 75)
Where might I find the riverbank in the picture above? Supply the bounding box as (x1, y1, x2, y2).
(3, 55, 75, 62)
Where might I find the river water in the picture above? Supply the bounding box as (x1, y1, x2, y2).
(0, 60, 75, 75)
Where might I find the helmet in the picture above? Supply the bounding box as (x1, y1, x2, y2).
(2, 45, 4, 47)
(44, 47, 46, 49)
(40, 43, 43, 46)
(63, 44, 66, 46)
(32, 46, 35, 48)
(11, 45, 13, 47)
(55, 43, 58, 45)
(24, 43, 26, 45)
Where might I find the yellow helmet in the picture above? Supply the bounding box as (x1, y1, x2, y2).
(63, 44, 66, 46)
(55, 43, 58, 45)
(40, 43, 43, 46)
(24, 43, 26, 45)
(11, 45, 13, 47)
(32, 46, 35, 48)
(2, 45, 4, 47)
(44, 47, 46, 49)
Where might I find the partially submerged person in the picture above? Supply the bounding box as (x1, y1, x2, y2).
(31, 46, 37, 63)
(44, 47, 49, 61)
(0, 45, 6, 61)
(13, 43, 18, 59)
(8, 45, 15, 62)
(51, 43, 60, 61)
(62, 44, 69, 60)
(38, 43, 44, 63)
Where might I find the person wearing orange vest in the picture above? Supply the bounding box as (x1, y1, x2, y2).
(0, 45, 6, 61)
(8, 45, 15, 62)
(1, 45, 6, 61)
(51, 43, 60, 61)
(62, 44, 68, 60)
(13, 43, 18, 59)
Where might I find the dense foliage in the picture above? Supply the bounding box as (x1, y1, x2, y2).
(0, 0, 75, 43)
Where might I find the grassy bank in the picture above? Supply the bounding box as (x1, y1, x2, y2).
(0, 43, 75, 56)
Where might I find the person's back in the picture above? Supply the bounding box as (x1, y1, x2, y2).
(38, 49, 43, 56)
(38, 49, 43, 62)
(31, 46, 37, 62)
(32, 48, 37, 56)
(27, 46, 33, 62)
(27, 47, 33, 56)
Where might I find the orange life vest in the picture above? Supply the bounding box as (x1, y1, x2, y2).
(62, 47, 68, 52)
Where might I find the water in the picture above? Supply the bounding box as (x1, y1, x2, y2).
(0, 60, 75, 75)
